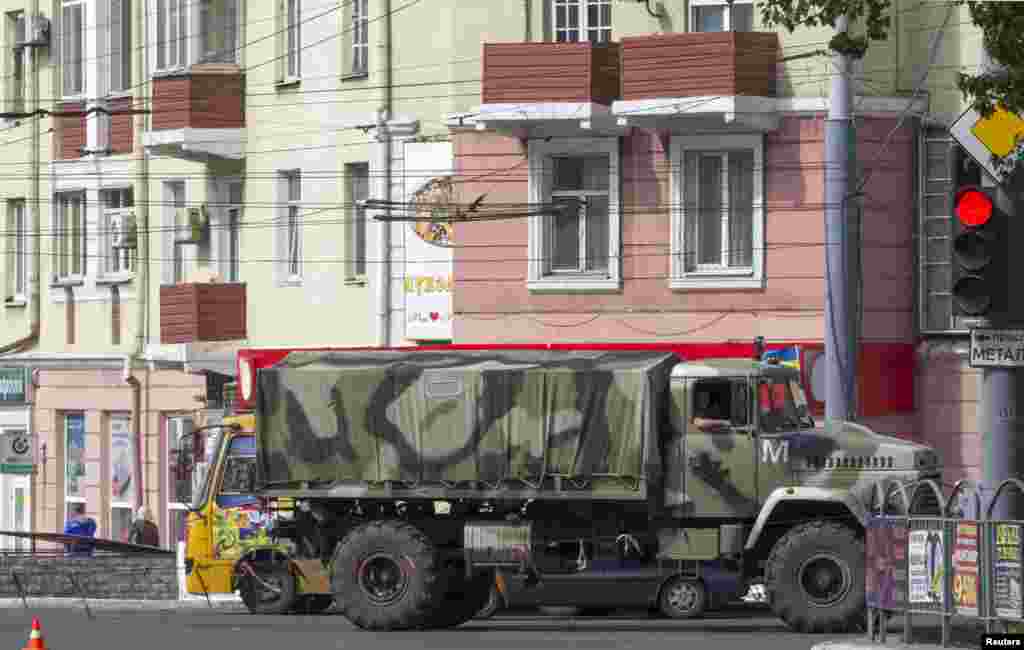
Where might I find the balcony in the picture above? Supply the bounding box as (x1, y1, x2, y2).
(160, 282, 247, 344)
(143, 64, 246, 160)
(475, 42, 622, 133)
(613, 32, 782, 132)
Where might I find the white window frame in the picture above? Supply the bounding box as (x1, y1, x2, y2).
(350, 0, 368, 76)
(224, 182, 242, 283)
(62, 0, 86, 98)
(7, 199, 26, 302)
(669, 133, 764, 290)
(199, 0, 238, 64)
(101, 188, 135, 278)
(108, 413, 134, 543)
(166, 414, 194, 549)
(551, 0, 611, 44)
(281, 0, 301, 82)
(345, 162, 368, 281)
(689, 0, 755, 32)
(7, 12, 24, 115)
(54, 192, 87, 282)
(64, 412, 87, 519)
(108, 0, 132, 93)
(162, 181, 186, 284)
(527, 137, 621, 292)
(155, 0, 188, 73)
(279, 170, 302, 283)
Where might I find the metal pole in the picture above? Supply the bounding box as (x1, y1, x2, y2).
(824, 15, 857, 422)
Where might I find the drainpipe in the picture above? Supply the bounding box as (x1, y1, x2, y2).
(124, 356, 143, 509)
(524, 0, 531, 41)
(374, 0, 393, 347)
(1, 0, 42, 354)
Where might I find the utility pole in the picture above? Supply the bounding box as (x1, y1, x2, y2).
(824, 15, 858, 423)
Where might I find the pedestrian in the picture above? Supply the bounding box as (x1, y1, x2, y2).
(128, 507, 160, 547)
(63, 503, 97, 558)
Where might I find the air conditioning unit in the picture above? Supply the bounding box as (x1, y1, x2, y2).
(14, 14, 50, 48)
(176, 206, 209, 243)
(110, 212, 137, 249)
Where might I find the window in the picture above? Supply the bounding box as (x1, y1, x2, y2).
(101, 188, 135, 275)
(64, 413, 86, 517)
(350, 0, 368, 75)
(280, 170, 301, 280)
(690, 0, 754, 32)
(166, 415, 193, 548)
(109, 414, 134, 542)
(62, 1, 85, 96)
(109, 0, 132, 92)
(165, 181, 186, 283)
(670, 134, 764, 289)
(7, 199, 26, 301)
(226, 183, 242, 282)
(527, 138, 620, 291)
(200, 0, 238, 64)
(215, 435, 258, 509)
(346, 163, 368, 280)
(282, 0, 301, 80)
(7, 12, 24, 114)
(156, 0, 188, 71)
(550, 0, 611, 44)
(55, 192, 86, 281)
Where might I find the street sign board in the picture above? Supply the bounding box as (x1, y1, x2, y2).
(0, 430, 33, 474)
(950, 106, 1024, 186)
(970, 328, 1024, 368)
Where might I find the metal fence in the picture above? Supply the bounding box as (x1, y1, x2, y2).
(865, 477, 1024, 646)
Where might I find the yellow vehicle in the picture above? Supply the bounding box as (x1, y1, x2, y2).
(178, 409, 335, 614)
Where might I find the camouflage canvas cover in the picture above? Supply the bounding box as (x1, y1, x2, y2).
(254, 350, 677, 491)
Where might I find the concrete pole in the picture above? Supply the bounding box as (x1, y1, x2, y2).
(824, 16, 857, 422)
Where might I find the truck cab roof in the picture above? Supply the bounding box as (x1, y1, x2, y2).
(671, 358, 799, 380)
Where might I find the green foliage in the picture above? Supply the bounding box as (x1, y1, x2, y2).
(757, 0, 892, 58)
(956, 1, 1024, 119)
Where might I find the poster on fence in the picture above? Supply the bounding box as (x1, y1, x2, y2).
(952, 522, 979, 616)
(866, 516, 907, 610)
(909, 529, 945, 605)
(995, 523, 1023, 619)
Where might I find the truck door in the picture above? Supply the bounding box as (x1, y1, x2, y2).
(683, 377, 759, 518)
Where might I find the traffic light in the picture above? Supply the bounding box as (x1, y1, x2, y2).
(951, 185, 1007, 319)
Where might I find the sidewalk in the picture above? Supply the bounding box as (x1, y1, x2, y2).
(0, 596, 248, 613)
(813, 627, 985, 650)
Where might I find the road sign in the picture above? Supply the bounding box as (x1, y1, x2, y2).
(0, 430, 33, 474)
(950, 106, 1024, 185)
(970, 328, 1024, 368)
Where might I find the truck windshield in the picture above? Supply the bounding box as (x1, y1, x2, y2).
(759, 377, 815, 432)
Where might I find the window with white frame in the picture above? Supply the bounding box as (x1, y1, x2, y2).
(101, 188, 135, 275)
(165, 181, 186, 283)
(527, 138, 620, 290)
(226, 183, 242, 282)
(690, 0, 754, 32)
(166, 415, 194, 549)
(7, 199, 26, 301)
(155, 0, 188, 72)
(62, 1, 85, 96)
(55, 192, 86, 281)
(109, 413, 134, 542)
(550, 0, 611, 44)
(345, 163, 368, 280)
(64, 412, 87, 519)
(7, 12, 24, 115)
(200, 0, 238, 64)
(282, 0, 301, 80)
(109, 0, 132, 92)
(281, 170, 301, 280)
(670, 134, 764, 289)
(349, 0, 368, 76)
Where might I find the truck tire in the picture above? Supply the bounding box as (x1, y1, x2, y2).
(427, 571, 493, 628)
(331, 520, 446, 631)
(765, 521, 865, 633)
(293, 595, 334, 614)
(658, 576, 706, 619)
(238, 562, 298, 615)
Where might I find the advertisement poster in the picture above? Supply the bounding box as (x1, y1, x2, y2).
(403, 142, 454, 342)
(110, 416, 133, 503)
(953, 522, 980, 616)
(909, 529, 945, 605)
(65, 414, 85, 498)
(866, 516, 908, 610)
(995, 523, 1023, 619)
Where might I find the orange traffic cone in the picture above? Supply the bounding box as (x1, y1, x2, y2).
(22, 618, 46, 650)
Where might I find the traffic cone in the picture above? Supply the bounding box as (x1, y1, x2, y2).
(22, 618, 46, 650)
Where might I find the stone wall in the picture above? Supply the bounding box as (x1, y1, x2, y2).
(0, 555, 177, 600)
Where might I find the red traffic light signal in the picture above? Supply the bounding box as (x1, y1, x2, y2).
(955, 187, 993, 227)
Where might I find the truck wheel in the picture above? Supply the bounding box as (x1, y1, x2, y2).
(331, 520, 446, 631)
(427, 571, 493, 628)
(238, 562, 298, 615)
(293, 595, 334, 614)
(765, 521, 865, 633)
(658, 576, 706, 619)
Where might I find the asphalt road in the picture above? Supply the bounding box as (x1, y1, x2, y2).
(0, 604, 901, 650)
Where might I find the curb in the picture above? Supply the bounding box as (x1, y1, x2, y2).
(0, 597, 248, 612)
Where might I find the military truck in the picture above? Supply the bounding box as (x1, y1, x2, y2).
(177, 345, 941, 633)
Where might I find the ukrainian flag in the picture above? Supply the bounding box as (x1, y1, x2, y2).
(762, 345, 800, 370)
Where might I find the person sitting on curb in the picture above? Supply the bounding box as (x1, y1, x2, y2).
(129, 507, 161, 548)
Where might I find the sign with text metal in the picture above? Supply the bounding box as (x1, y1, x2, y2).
(0, 367, 27, 403)
(0, 430, 33, 474)
(970, 328, 1024, 368)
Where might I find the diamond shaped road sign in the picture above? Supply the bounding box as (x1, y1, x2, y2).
(950, 105, 1024, 185)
